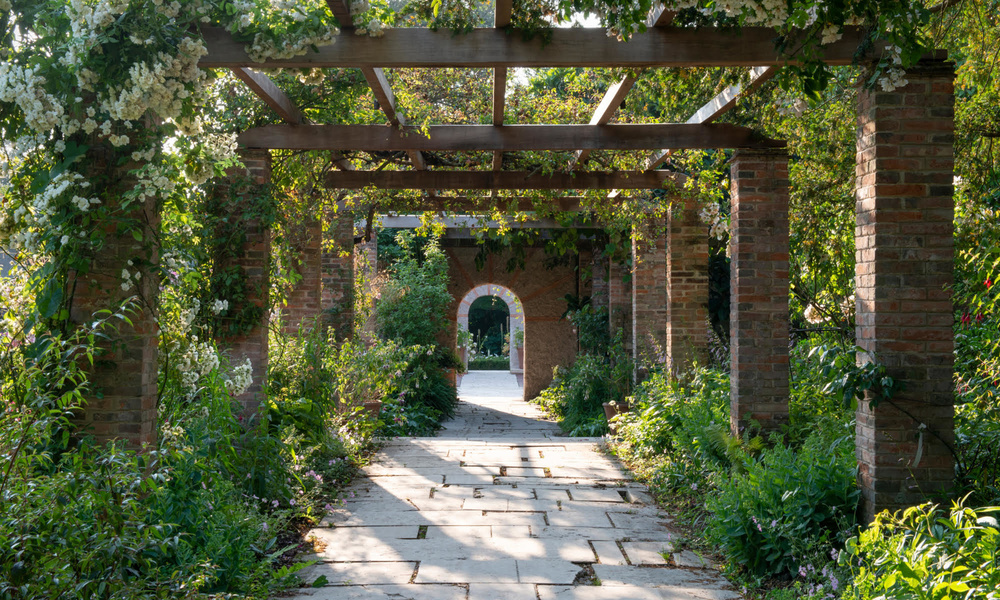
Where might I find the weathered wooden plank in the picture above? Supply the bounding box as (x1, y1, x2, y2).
(326, 0, 354, 28)
(358, 197, 588, 213)
(326, 170, 682, 190)
(492, 0, 513, 175)
(648, 4, 677, 26)
(240, 123, 783, 151)
(200, 26, 871, 69)
(232, 67, 305, 124)
(646, 65, 778, 170)
(495, 0, 513, 27)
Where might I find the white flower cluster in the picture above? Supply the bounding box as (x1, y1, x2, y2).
(356, 19, 384, 38)
(1, 171, 98, 253)
(225, 358, 253, 397)
(178, 298, 201, 335)
(698, 201, 728, 240)
(184, 132, 238, 185)
(176, 337, 221, 390)
(350, 0, 370, 15)
(210, 299, 229, 315)
(0, 0, 11, 11)
(120, 259, 142, 291)
(0, 63, 65, 132)
(879, 46, 908, 92)
(229, 0, 340, 63)
(100, 37, 209, 131)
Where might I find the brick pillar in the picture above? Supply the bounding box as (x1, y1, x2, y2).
(855, 59, 955, 521)
(221, 149, 271, 413)
(590, 251, 609, 311)
(354, 235, 378, 341)
(667, 196, 710, 373)
(632, 221, 667, 373)
(321, 211, 355, 340)
(729, 148, 790, 435)
(608, 259, 632, 349)
(282, 219, 323, 335)
(70, 146, 158, 450)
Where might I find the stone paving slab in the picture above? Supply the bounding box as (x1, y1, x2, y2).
(288, 371, 740, 600)
(290, 584, 467, 600)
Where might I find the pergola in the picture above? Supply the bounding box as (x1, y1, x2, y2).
(76, 1, 956, 522)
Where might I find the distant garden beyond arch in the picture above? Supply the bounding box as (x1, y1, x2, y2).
(456, 284, 524, 375)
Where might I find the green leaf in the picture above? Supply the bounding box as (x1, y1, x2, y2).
(311, 575, 328, 587)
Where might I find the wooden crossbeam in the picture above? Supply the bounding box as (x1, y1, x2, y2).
(645, 65, 778, 170)
(201, 26, 870, 69)
(351, 197, 588, 213)
(326, 170, 682, 190)
(240, 123, 783, 151)
(232, 67, 305, 124)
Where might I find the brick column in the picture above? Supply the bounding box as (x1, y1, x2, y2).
(70, 146, 159, 450)
(590, 251, 609, 312)
(855, 59, 955, 521)
(632, 221, 667, 373)
(282, 219, 323, 335)
(321, 211, 355, 340)
(354, 235, 378, 341)
(729, 149, 790, 435)
(667, 196, 710, 373)
(608, 258, 632, 349)
(221, 149, 271, 413)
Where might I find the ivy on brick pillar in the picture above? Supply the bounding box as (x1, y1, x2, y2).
(282, 219, 323, 336)
(632, 220, 667, 374)
(221, 149, 271, 413)
(855, 59, 956, 521)
(354, 235, 378, 341)
(667, 196, 709, 373)
(321, 211, 355, 339)
(70, 145, 159, 450)
(729, 148, 791, 435)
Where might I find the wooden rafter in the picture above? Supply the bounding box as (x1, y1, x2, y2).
(201, 26, 871, 69)
(347, 197, 588, 213)
(646, 65, 778, 170)
(231, 67, 304, 124)
(492, 0, 513, 174)
(326, 170, 683, 190)
(325, 0, 429, 172)
(239, 123, 785, 151)
(568, 4, 677, 169)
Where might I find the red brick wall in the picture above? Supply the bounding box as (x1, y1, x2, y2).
(70, 145, 159, 449)
(282, 219, 323, 336)
(322, 212, 355, 340)
(855, 59, 956, 521)
(729, 149, 791, 435)
(667, 196, 709, 373)
(608, 258, 632, 349)
(223, 149, 271, 413)
(632, 220, 667, 373)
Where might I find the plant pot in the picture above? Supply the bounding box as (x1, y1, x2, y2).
(362, 400, 383, 419)
(602, 401, 630, 435)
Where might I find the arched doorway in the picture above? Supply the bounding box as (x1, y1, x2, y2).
(456, 284, 525, 379)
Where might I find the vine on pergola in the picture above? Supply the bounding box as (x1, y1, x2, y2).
(0, 0, 955, 331)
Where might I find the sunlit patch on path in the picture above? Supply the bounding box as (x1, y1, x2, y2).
(289, 371, 742, 599)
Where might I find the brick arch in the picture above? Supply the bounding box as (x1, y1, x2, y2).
(456, 284, 524, 374)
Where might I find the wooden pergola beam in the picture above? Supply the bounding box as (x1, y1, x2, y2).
(326, 170, 682, 190)
(347, 197, 588, 213)
(232, 67, 305, 124)
(646, 65, 779, 170)
(200, 26, 871, 69)
(240, 123, 783, 151)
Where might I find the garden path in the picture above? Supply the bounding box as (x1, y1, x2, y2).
(289, 371, 741, 600)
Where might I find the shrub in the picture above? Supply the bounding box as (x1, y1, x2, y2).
(468, 355, 510, 370)
(842, 501, 1000, 599)
(706, 429, 860, 579)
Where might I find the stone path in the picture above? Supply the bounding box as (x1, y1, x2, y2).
(289, 371, 741, 600)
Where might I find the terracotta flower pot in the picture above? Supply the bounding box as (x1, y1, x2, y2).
(602, 401, 630, 435)
(362, 400, 383, 419)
